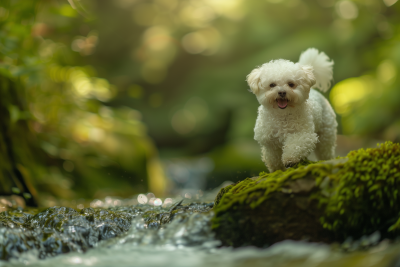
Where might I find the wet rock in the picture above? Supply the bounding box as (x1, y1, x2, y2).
(0, 228, 39, 260)
(28, 206, 79, 230)
(0, 209, 33, 228)
(0, 201, 214, 261)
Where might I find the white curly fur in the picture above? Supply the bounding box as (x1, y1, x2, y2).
(299, 48, 334, 93)
(247, 48, 337, 172)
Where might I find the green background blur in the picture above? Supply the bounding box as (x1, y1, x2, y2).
(1, 0, 400, 206)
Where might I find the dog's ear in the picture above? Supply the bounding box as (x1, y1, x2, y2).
(301, 65, 316, 87)
(246, 67, 261, 94)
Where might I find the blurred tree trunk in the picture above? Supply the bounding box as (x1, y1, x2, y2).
(0, 77, 37, 206)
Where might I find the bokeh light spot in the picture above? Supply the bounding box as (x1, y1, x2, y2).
(336, 1, 358, 20)
(205, 0, 244, 20)
(377, 60, 396, 84)
(182, 32, 207, 54)
(89, 128, 105, 142)
(330, 77, 370, 115)
(59, 4, 77, 17)
(143, 26, 171, 51)
(182, 28, 222, 56)
(148, 197, 156, 205)
(153, 198, 162, 206)
(163, 198, 173, 208)
(71, 34, 98, 55)
(383, 0, 398, 7)
(138, 194, 148, 204)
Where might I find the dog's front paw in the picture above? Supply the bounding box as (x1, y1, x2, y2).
(284, 158, 309, 169)
(284, 162, 297, 169)
(283, 158, 304, 169)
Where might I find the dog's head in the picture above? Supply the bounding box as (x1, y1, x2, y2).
(247, 59, 316, 109)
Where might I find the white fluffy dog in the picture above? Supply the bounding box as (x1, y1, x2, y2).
(247, 48, 337, 172)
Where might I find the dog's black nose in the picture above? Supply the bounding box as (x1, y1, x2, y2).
(278, 91, 286, 97)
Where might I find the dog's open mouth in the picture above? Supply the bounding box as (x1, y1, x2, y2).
(276, 99, 288, 109)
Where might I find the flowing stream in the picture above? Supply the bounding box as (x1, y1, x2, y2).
(1, 191, 400, 267)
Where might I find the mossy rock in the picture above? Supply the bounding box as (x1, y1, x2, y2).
(212, 142, 400, 247)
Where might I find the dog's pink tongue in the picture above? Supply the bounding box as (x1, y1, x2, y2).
(277, 99, 288, 109)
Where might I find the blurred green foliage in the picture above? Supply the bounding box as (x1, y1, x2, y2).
(0, 0, 165, 205)
(0, 1, 42, 205)
(1, 0, 400, 203)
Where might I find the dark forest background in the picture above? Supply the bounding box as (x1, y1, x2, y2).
(1, 0, 400, 206)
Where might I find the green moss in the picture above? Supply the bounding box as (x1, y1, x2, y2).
(212, 159, 333, 229)
(320, 141, 400, 237)
(214, 184, 234, 206)
(213, 141, 400, 240)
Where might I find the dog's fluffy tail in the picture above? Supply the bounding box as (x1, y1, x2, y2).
(299, 48, 333, 93)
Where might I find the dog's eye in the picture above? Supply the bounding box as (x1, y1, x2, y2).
(270, 83, 276, 88)
(288, 82, 295, 88)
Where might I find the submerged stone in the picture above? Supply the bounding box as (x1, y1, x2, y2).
(212, 142, 400, 247)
